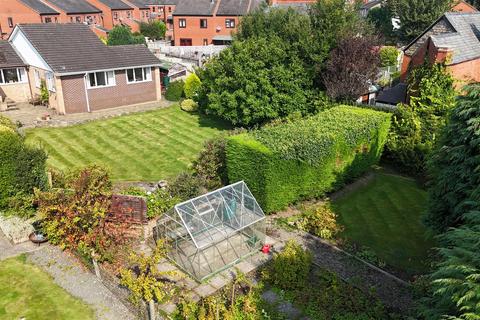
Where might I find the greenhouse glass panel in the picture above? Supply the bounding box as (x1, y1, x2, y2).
(156, 181, 266, 281)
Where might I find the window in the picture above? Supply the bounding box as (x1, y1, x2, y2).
(55, 17, 58, 22)
(87, 71, 115, 88)
(126, 67, 152, 83)
(225, 19, 235, 28)
(127, 11, 131, 18)
(0, 68, 27, 84)
(113, 12, 118, 19)
(203, 38, 208, 46)
(8, 17, 13, 28)
(180, 38, 192, 46)
(44, 17, 52, 23)
(34, 69, 41, 88)
(70, 17, 73, 22)
(145, 11, 149, 17)
(75, 16, 81, 23)
(152, 6, 156, 12)
(169, 7, 172, 12)
(179, 18, 186, 28)
(200, 19, 207, 28)
(45, 72, 55, 92)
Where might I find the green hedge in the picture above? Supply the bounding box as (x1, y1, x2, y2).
(226, 106, 391, 212)
(0, 124, 47, 208)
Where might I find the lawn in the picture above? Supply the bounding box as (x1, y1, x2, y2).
(26, 106, 230, 181)
(332, 171, 435, 275)
(0, 255, 94, 320)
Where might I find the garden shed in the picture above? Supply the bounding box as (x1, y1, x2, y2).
(157, 181, 266, 281)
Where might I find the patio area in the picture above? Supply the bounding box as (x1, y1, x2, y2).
(1, 100, 173, 128)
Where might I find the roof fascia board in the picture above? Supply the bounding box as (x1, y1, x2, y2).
(55, 64, 161, 76)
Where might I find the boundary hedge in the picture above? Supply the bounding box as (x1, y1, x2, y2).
(226, 106, 391, 212)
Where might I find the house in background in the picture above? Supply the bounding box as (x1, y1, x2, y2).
(42, 0, 103, 25)
(400, 12, 480, 86)
(172, 0, 263, 46)
(85, 0, 136, 31)
(8, 23, 162, 114)
(0, 0, 60, 39)
(122, 0, 152, 28)
(0, 41, 30, 108)
(146, 0, 178, 42)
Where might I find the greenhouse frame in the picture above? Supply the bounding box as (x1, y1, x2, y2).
(156, 181, 266, 281)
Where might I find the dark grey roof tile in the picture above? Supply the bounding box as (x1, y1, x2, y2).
(173, 0, 217, 16)
(0, 41, 25, 68)
(18, 0, 59, 14)
(96, 0, 133, 10)
(45, 0, 101, 14)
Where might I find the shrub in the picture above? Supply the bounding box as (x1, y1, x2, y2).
(165, 80, 185, 101)
(379, 46, 399, 67)
(0, 126, 47, 209)
(268, 240, 312, 290)
(139, 20, 166, 40)
(192, 136, 228, 190)
(180, 99, 198, 112)
(0, 115, 16, 130)
(122, 187, 180, 219)
(167, 172, 203, 201)
(226, 106, 391, 212)
(3, 192, 36, 219)
(183, 73, 201, 99)
(294, 202, 344, 239)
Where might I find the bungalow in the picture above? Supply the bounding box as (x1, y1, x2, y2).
(400, 12, 480, 86)
(0, 0, 60, 39)
(8, 23, 162, 114)
(0, 41, 30, 106)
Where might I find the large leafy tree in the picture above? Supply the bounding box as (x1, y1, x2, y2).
(394, 0, 452, 43)
(384, 62, 455, 176)
(139, 20, 166, 40)
(424, 84, 480, 232)
(197, 36, 313, 126)
(323, 34, 381, 101)
(107, 25, 146, 46)
(367, 6, 396, 44)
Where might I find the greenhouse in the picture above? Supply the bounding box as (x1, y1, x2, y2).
(156, 181, 266, 281)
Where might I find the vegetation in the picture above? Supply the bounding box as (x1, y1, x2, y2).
(393, 0, 451, 43)
(323, 34, 381, 101)
(165, 80, 185, 101)
(183, 73, 201, 99)
(367, 6, 396, 44)
(379, 46, 399, 67)
(180, 99, 198, 112)
(139, 20, 166, 40)
(384, 62, 456, 176)
(425, 84, 480, 233)
(0, 255, 94, 320)
(0, 117, 47, 209)
(226, 107, 391, 212)
(120, 187, 180, 219)
(167, 172, 203, 201)
(120, 240, 177, 306)
(26, 106, 229, 181)
(333, 171, 434, 275)
(107, 25, 146, 46)
(35, 166, 132, 262)
(192, 136, 229, 190)
(40, 80, 49, 105)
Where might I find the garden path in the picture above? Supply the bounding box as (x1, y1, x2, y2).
(27, 246, 136, 320)
(0, 230, 42, 261)
(266, 218, 414, 315)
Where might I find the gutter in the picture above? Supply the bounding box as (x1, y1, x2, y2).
(54, 64, 161, 77)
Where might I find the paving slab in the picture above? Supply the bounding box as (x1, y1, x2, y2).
(193, 283, 217, 298)
(208, 274, 229, 289)
(235, 260, 256, 274)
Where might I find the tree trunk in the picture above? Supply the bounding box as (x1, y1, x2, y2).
(148, 300, 155, 320)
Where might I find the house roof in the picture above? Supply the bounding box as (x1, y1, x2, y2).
(44, 0, 102, 14)
(173, 0, 217, 16)
(96, 0, 133, 10)
(18, 0, 59, 15)
(360, 0, 382, 10)
(145, 0, 178, 5)
(429, 12, 480, 64)
(0, 41, 25, 68)
(124, 0, 149, 9)
(376, 83, 407, 105)
(15, 24, 159, 74)
(270, 2, 311, 13)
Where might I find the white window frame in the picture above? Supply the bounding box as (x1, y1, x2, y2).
(126, 67, 152, 84)
(45, 71, 55, 92)
(179, 18, 186, 28)
(0, 67, 28, 85)
(87, 71, 116, 89)
(34, 69, 41, 88)
(225, 18, 235, 28)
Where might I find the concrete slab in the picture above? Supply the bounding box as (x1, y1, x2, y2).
(235, 260, 256, 274)
(208, 274, 229, 289)
(193, 283, 217, 298)
(158, 302, 176, 315)
(177, 277, 198, 291)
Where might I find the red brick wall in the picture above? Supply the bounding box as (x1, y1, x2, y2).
(86, 0, 135, 30)
(108, 195, 147, 225)
(0, 0, 43, 39)
(61, 68, 159, 114)
(448, 58, 480, 85)
(173, 15, 240, 46)
(451, 0, 478, 12)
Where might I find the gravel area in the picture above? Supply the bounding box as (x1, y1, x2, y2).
(27, 246, 136, 320)
(268, 223, 414, 314)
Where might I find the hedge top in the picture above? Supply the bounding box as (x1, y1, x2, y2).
(251, 106, 391, 166)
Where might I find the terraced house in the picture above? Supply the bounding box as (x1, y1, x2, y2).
(85, 0, 136, 31)
(7, 23, 162, 114)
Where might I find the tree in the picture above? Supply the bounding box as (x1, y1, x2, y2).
(395, 0, 452, 43)
(107, 25, 146, 46)
(323, 34, 381, 101)
(420, 211, 480, 320)
(183, 73, 201, 99)
(120, 240, 177, 319)
(379, 46, 399, 67)
(424, 84, 480, 233)
(139, 20, 166, 40)
(197, 36, 313, 126)
(367, 6, 396, 44)
(384, 62, 455, 176)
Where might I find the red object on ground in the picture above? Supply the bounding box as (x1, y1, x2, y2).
(262, 244, 271, 254)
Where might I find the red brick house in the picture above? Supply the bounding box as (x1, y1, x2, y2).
(0, 0, 60, 39)
(121, 0, 152, 29)
(146, 0, 178, 42)
(42, 0, 103, 25)
(172, 0, 263, 46)
(86, 0, 136, 31)
(8, 23, 162, 114)
(400, 12, 480, 86)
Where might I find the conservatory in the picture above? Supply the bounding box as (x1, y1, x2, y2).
(156, 181, 266, 281)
